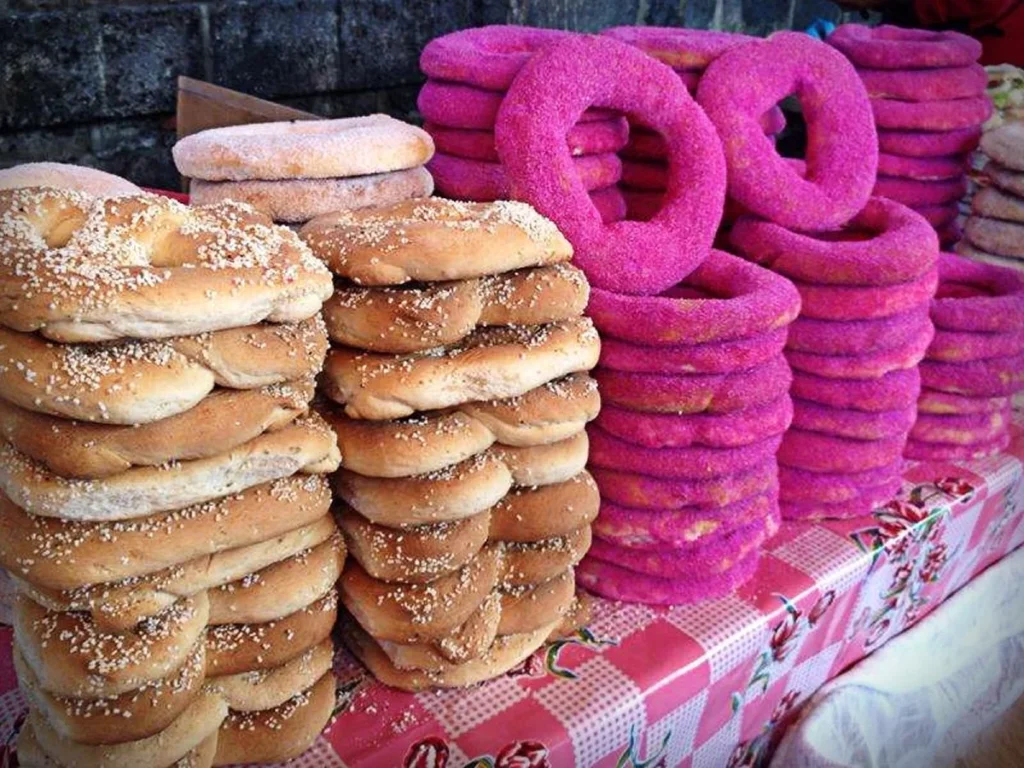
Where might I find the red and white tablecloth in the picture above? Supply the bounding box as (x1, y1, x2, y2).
(1, 416, 1022, 768)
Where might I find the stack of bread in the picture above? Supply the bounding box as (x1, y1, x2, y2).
(173, 114, 435, 226)
(0, 179, 343, 766)
(301, 197, 601, 691)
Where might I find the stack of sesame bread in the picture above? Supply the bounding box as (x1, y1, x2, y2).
(302, 197, 602, 690)
(0, 178, 343, 766)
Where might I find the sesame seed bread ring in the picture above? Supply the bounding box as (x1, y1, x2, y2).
(206, 591, 337, 677)
(0, 380, 313, 480)
(14, 592, 210, 698)
(0, 413, 340, 521)
(189, 166, 434, 224)
(323, 318, 600, 420)
(14, 640, 206, 746)
(980, 123, 1024, 172)
(300, 197, 571, 286)
(498, 569, 576, 636)
(325, 263, 589, 354)
(341, 617, 557, 692)
(965, 217, 1024, 259)
(984, 161, 1024, 197)
(0, 162, 142, 196)
(16, 723, 217, 768)
(488, 472, 599, 542)
(340, 544, 503, 644)
(212, 671, 336, 766)
(338, 504, 490, 583)
(207, 533, 345, 625)
(973, 186, 1024, 224)
(492, 431, 590, 486)
(0, 190, 333, 343)
(500, 525, 591, 587)
(208, 639, 334, 713)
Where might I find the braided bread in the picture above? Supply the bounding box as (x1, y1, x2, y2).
(207, 639, 333, 712)
(488, 472, 599, 542)
(498, 569, 576, 635)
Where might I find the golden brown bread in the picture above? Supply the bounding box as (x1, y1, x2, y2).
(500, 525, 592, 587)
(491, 431, 590, 487)
(498, 569, 576, 636)
(16, 723, 218, 768)
(207, 639, 334, 712)
(488, 472, 599, 542)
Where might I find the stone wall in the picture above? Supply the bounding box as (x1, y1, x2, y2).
(0, 0, 862, 187)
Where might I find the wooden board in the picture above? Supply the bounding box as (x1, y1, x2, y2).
(176, 76, 321, 140)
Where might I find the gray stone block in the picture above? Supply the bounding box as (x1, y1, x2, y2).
(742, 0, 793, 36)
(791, 0, 843, 29)
(644, 0, 719, 28)
(479, 0, 642, 31)
(90, 116, 178, 190)
(0, 123, 93, 167)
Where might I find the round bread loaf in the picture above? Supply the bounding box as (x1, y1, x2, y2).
(0, 162, 142, 196)
(208, 639, 334, 712)
(488, 472, 599, 542)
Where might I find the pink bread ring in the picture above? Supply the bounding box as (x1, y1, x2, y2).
(786, 308, 932, 355)
(871, 96, 992, 132)
(785, 322, 934, 379)
(428, 152, 621, 201)
(594, 354, 792, 414)
(780, 483, 897, 521)
(589, 424, 783, 480)
(590, 461, 777, 510)
(904, 432, 1010, 461)
(877, 126, 981, 158)
(910, 408, 1010, 445)
(599, 327, 787, 375)
(779, 461, 903, 503)
(730, 197, 937, 287)
(621, 129, 669, 162)
(917, 388, 1009, 415)
(620, 159, 668, 191)
(697, 31, 876, 231)
(424, 119, 629, 162)
(591, 186, 627, 223)
(857, 64, 986, 101)
(621, 187, 664, 221)
(592, 492, 776, 551)
(931, 252, 1024, 332)
(874, 175, 967, 206)
(496, 35, 726, 295)
(913, 204, 960, 229)
(778, 428, 907, 473)
(928, 327, 1024, 362)
(602, 26, 755, 69)
(919, 351, 1024, 397)
(792, 367, 921, 412)
(595, 396, 792, 449)
(790, 398, 917, 441)
(828, 25, 982, 69)
(587, 249, 800, 345)
(937, 221, 963, 247)
(577, 548, 760, 605)
(877, 152, 968, 181)
(793, 269, 937, 321)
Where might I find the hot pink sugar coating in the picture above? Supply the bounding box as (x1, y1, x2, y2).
(857, 63, 986, 101)
(875, 175, 968, 206)
(910, 408, 1010, 445)
(599, 326, 787, 375)
(620, 187, 664, 221)
(790, 398, 917, 441)
(930, 252, 1024, 333)
(919, 351, 1024, 397)
(793, 269, 937, 321)
(928, 327, 1024, 362)
(496, 35, 727, 295)
(877, 152, 968, 181)
(602, 26, 755, 69)
(730, 197, 938, 287)
(620, 158, 668, 191)
(697, 31, 876, 231)
(779, 461, 904, 503)
(424, 118, 629, 162)
(587, 249, 800, 345)
(428, 151, 621, 201)
(778, 428, 907, 473)
(786, 308, 932, 355)
(877, 126, 982, 158)
(791, 367, 922, 412)
(785, 321, 934, 379)
(591, 185, 628, 223)
(781, 482, 897, 521)
(590, 461, 778, 510)
(917, 388, 1010, 415)
(905, 433, 1010, 460)
(827, 24, 982, 69)
(595, 396, 792, 449)
(871, 95, 992, 132)
(913, 204, 960, 229)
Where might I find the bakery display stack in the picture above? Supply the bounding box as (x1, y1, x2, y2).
(418, 26, 628, 220)
(0, 177, 344, 766)
(827, 24, 990, 247)
(907, 252, 1024, 460)
(300, 197, 601, 690)
(173, 114, 435, 226)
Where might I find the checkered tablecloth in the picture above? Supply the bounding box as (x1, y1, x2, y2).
(2, 417, 1022, 768)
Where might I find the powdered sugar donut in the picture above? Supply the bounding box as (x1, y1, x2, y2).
(595, 396, 792, 449)
(973, 186, 1024, 224)
(591, 461, 777, 510)
(873, 175, 968, 206)
(791, 367, 922, 412)
(827, 25, 982, 69)
(793, 268, 938, 321)
(903, 433, 1009, 460)
(428, 152, 621, 201)
(697, 31, 876, 231)
(0, 162, 142, 196)
(779, 462, 903, 503)
(877, 152, 968, 181)
(787, 308, 932, 355)
(496, 35, 726, 294)
(599, 327, 787, 375)
(877, 126, 981, 158)
(778, 428, 907, 473)
(790, 398, 917, 441)
(785, 323, 934, 378)
(424, 119, 629, 162)
(919, 351, 1024, 396)
(930, 252, 1024, 333)
(780, 483, 897, 521)
(910, 408, 1010, 445)
(857, 64, 986, 101)
(917, 388, 1010, 415)
(871, 96, 992, 132)
(964, 217, 1024, 259)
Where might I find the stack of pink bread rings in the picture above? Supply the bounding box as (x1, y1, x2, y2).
(907, 253, 1024, 460)
(827, 25, 990, 247)
(418, 26, 628, 221)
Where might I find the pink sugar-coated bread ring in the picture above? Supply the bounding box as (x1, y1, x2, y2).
(599, 326, 787, 375)
(910, 408, 1010, 445)
(620, 186, 664, 221)
(621, 130, 668, 163)
(785, 322, 934, 379)
(790, 398, 918, 441)
(730, 197, 938, 287)
(577, 547, 760, 606)
(620, 159, 668, 191)
(424, 118, 629, 162)
(919, 350, 1024, 397)
(917, 388, 1009, 415)
(964, 217, 1024, 259)
(794, 268, 938, 322)
(587, 249, 801, 346)
(857, 63, 987, 101)
(871, 95, 992, 132)
(779, 461, 903, 503)
(928, 327, 1024, 363)
(595, 396, 792, 449)
(828, 24, 982, 70)
(873, 174, 968, 206)
(904, 432, 1010, 461)
(780, 482, 897, 521)
(590, 460, 777, 511)
(786, 308, 932, 355)
(594, 354, 793, 415)
(778, 428, 908, 473)
(792, 367, 921, 412)
(697, 31, 876, 231)
(938, 220, 963, 247)
(592, 491, 776, 551)
(496, 35, 726, 295)
(602, 26, 755, 69)
(427, 151, 621, 201)
(877, 152, 968, 181)
(913, 204, 960, 229)
(591, 185, 628, 224)
(877, 126, 981, 158)
(589, 424, 783, 480)
(931, 252, 1024, 333)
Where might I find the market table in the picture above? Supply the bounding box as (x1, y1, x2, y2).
(1, 416, 1021, 768)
